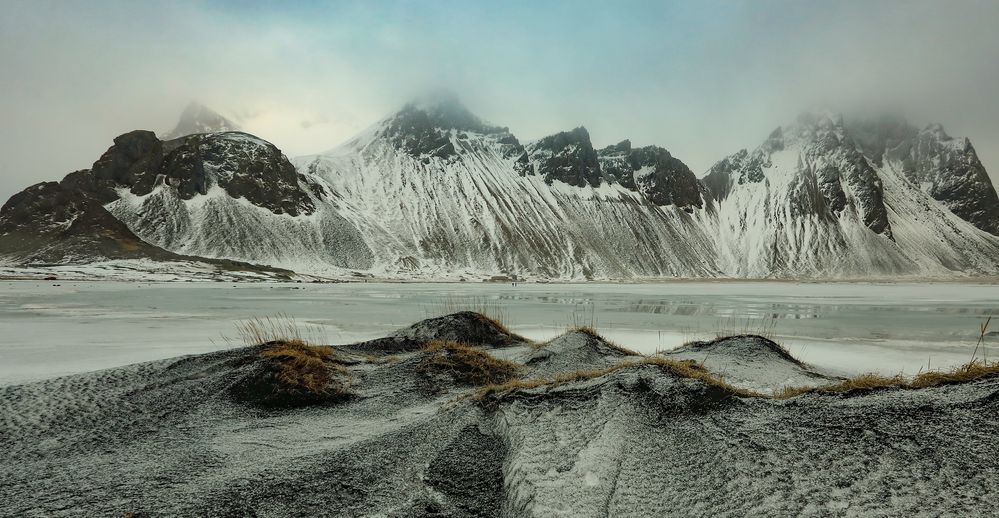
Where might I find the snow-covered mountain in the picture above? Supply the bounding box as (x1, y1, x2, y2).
(703, 113, 999, 276)
(99, 130, 374, 274)
(2, 95, 998, 280)
(847, 115, 999, 236)
(296, 93, 719, 279)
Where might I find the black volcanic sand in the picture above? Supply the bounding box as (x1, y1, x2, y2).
(2, 312, 997, 516)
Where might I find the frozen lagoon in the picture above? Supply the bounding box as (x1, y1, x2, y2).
(0, 280, 996, 385)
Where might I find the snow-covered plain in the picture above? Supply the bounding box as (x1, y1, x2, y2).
(0, 280, 995, 386)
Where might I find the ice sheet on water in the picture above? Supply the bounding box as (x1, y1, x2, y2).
(0, 280, 995, 385)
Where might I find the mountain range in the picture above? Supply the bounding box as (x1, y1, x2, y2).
(2, 92, 997, 280)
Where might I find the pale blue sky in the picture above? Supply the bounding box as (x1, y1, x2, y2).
(2, 0, 998, 200)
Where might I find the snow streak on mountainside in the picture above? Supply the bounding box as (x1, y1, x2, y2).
(703, 114, 999, 277)
(296, 94, 719, 279)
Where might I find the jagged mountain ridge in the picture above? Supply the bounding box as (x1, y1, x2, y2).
(296, 95, 719, 278)
(0, 128, 373, 276)
(848, 115, 999, 236)
(703, 113, 999, 276)
(2, 96, 998, 279)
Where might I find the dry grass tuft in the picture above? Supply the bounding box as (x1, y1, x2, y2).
(428, 297, 511, 330)
(419, 340, 521, 386)
(775, 373, 907, 398)
(775, 362, 999, 398)
(481, 313, 514, 336)
(260, 339, 351, 396)
(910, 360, 999, 388)
(234, 314, 326, 347)
(474, 356, 760, 401)
(777, 316, 999, 398)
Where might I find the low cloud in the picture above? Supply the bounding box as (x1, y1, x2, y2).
(2, 0, 998, 201)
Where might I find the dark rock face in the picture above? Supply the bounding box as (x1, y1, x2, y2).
(381, 104, 461, 160)
(162, 101, 240, 139)
(75, 130, 165, 202)
(0, 181, 182, 263)
(526, 127, 602, 188)
(703, 151, 740, 202)
(796, 114, 892, 237)
(169, 133, 314, 216)
(66, 130, 314, 216)
(0, 180, 296, 277)
(379, 92, 523, 164)
(850, 117, 999, 236)
(707, 115, 893, 239)
(702, 136, 777, 202)
(0, 130, 320, 269)
(598, 141, 703, 209)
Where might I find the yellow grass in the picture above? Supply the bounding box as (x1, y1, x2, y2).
(419, 340, 521, 386)
(775, 361, 999, 398)
(910, 360, 999, 388)
(474, 356, 760, 401)
(778, 316, 998, 398)
(259, 339, 351, 396)
(234, 314, 326, 347)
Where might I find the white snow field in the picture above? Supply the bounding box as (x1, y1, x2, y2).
(0, 280, 995, 385)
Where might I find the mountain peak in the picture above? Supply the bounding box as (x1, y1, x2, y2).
(921, 122, 952, 141)
(163, 102, 240, 139)
(406, 88, 462, 111)
(395, 89, 488, 132)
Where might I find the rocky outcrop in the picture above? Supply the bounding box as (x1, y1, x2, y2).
(0, 180, 294, 279)
(59, 129, 314, 216)
(699, 113, 999, 277)
(0, 180, 175, 264)
(526, 126, 602, 188)
(598, 139, 704, 210)
(849, 116, 999, 236)
(712, 114, 893, 238)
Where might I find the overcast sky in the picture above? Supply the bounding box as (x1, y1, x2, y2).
(2, 0, 998, 202)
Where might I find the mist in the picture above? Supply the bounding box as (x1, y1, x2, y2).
(2, 0, 998, 202)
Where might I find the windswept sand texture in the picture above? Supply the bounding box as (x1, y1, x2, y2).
(2, 312, 997, 516)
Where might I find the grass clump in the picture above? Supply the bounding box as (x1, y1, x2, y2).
(910, 360, 999, 388)
(775, 373, 907, 398)
(229, 315, 351, 406)
(776, 362, 999, 399)
(777, 316, 999, 398)
(234, 314, 326, 348)
(419, 340, 521, 386)
(260, 339, 351, 397)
